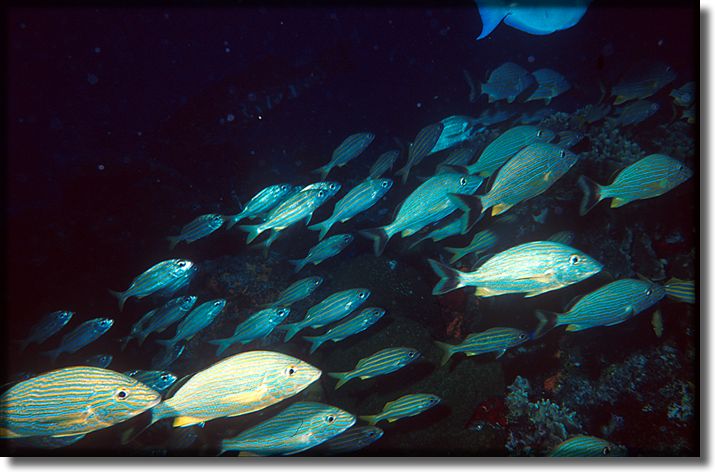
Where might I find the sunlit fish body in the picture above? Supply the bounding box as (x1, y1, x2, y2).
(480, 62, 535, 103)
(369, 150, 400, 179)
(225, 183, 293, 229)
(42, 318, 114, 362)
(18, 310, 73, 351)
(466, 125, 555, 176)
(526, 68, 571, 104)
(612, 61, 676, 105)
(313, 132, 375, 179)
(110, 259, 196, 312)
(444, 229, 498, 264)
(328, 347, 420, 390)
(430, 115, 480, 154)
(83, 354, 113, 369)
(268, 276, 324, 308)
(209, 307, 290, 356)
(318, 425, 384, 455)
(549, 435, 624, 457)
(120, 296, 197, 350)
(613, 100, 659, 126)
(670, 81, 695, 108)
(124, 370, 178, 393)
(476, 0, 589, 39)
(664, 277, 695, 304)
(359, 393, 441, 425)
(435, 327, 529, 365)
(290, 234, 354, 273)
(167, 214, 225, 250)
(395, 122, 445, 183)
(303, 307, 385, 354)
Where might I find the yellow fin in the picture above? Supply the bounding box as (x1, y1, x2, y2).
(401, 229, 416, 237)
(239, 451, 261, 457)
(524, 286, 557, 298)
(610, 197, 629, 208)
(465, 352, 477, 357)
(491, 203, 512, 216)
(222, 389, 268, 405)
(359, 375, 371, 380)
(614, 95, 627, 105)
(172, 416, 205, 428)
(543, 171, 553, 182)
(387, 418, 398, 423)
(0, 427, 22, 439)
(475, 286, 498, 297)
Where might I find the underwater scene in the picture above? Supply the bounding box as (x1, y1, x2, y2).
(5, 2, 698, 457)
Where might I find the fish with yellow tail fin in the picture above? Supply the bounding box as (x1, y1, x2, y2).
(435, 327, 529, 366)
(664, 277, 695, 304)
(328, 347, 420, 390)
(359, 394, 441, 425)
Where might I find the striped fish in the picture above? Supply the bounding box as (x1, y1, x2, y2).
(466, 125, 555, 177)
(153, 264, 197, 298)
(0, 367, 160, 438)
(309, 179, 393, 240)
(166, 214, 225, 250)
(18, 310, 73, 351)
(150, 351, 321, 428)
(359, 393, 440, 425)
(225, 183, 293, 229)
(475, 107, 516, 127)
(435, 327, 529, 366)
(430, 115, 480, 154)
(409, 217, 465, 250)
(290, 234, 354, 273)
(120, 296, 197, 350)
(578, 154, 693, 215)
(549, 435, 623, 457)
(369, 150, 400, 179)
(444, 229, 498, 264)
(547, 230, 576, 246)
(517, 108, 554, 125)
(83, 354, 113, 369)
(124, 370, 177, 393)
(268, 276, 324, 308)
(156, 299, 226, 351)
(429, 241, 602, 298)
(481, 62, 535, 103)
(664, 277, 695, 304)
(303, 307, 386, 354)
(220, 401, 355, 456)
(313, 132, 375, 179)
(613, 100, 659, 126)
(395, 122, 445, 183)
(14, 433, 87, 449)
(209, 307, 290, 356)
(436, 146, 478, 173)
(612, 60, 676, 105)
(360, 173, 484, 256)
(328, 347, 421, 390)
(42, 318, 114, 363)
(534, 278, 666, 336)
(671, 81, 695, 108)
(281, 288, 370, 342)
(110, 259, 196, 312)
(151, 343, 185, 371)
(576, 103, 611, 124)
(318, 425, 384, 455)
(526, 68, 571, 105)
(300, 182, 342, 197)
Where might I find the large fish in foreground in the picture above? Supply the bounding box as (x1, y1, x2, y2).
(313, 132, 375, 179)
(166, 214, 225, 250)
(225, 183, 294, 229)
(476, 0, 589, 40)
(289, 234, 354, 273)
(17, 310, 73, 351)
(42, 318, 114, 362)
(359, 393, 441, 425)
(328, 347, 421, 390)
(435, 327, 529, 366)
(465, 125, 555, 177)
(429, 241, 602, 298)
(577, 154, 693, 215)
(0, 367, 160, 438)
(209, 307, 290, 356)
(110, 259, 196, 312)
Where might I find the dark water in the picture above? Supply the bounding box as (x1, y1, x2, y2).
(6, 4, 697, 457)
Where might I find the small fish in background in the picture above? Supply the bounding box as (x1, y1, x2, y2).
(83, 354, 113, 369)
(549, 435, 625, 457)
(359, 393, 441, 425)
(17, 310, 73, 351)
(41, 318, 114, 363)
(516, 107, 555, 125)
(526, 68, 571, 105)
(124, 370, 177, 393)
(409, 217, 465, 250)
(577, 154, 693, 215)
(109, 259, 196, 312)
(150, 351, 321, 428)
(0, 367, 160, 438)
(209, 307, 290, 356)
(533, 278, 666, 337)
(120, 295, 197, 350)
(155, 299, 226, 352)
(430, 241, 602, 298)
(664, 277, 695, 304)
(547, 230, 576, 246)
(430, 115, 481, 154)
(290, 233, 354, 273)
(166, 214, 225, 250)
(474, 107, 516, 127)
(303, 307, 386, 354)
(312, 132, 375, 179)
(613, 100, 660, 126)
(480, 62, 535, 103)
(555, 130, 585, 149)
(225, 183, 294, 229)
(266, 276, 324, 308)
(436, 146, 478, 173)
(395, 122, 445, 183)
(151, 343, 186, 371)
(220, 401, 355, 456)
(475, 0, 589, 39)
(328, 347, 421, 390)
(670, 81, 695, 108)
(280, 288, 370, 342)
(681, 106, 695, 124)
(153, 263, 197, 298)
(318, 425, 384, 455)
(611, 60, 676, 105)
(575, 103, 612, 124)
(308, 178, 393, 240)
(369, 150, 400, 179)
(465, 125, 555, 176)
(435, 327, 529, 366)
(444, 229, 498, 264)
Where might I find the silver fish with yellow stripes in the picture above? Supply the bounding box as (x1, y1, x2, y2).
(318, 425, 384, 455)
(328, 347, 420, 390)
(430, 241, 602, 298)
(155, 299, 226, 351)
(359, 393, 441, 425)
(42, 318, 114, 363)
(534, 278, 666, 337)
(395, 122, 445, 183)
(110, 259, 196, 312)
(303, 307, 385, 354)
(611, 60, 676, 105)
(220, 401, 355, 456)
(578, 154, 693, 215)
(281, 288, 370, 342)
(613, 100, 659, 126)
(209, 307, 290, 356)
(664, 277, 695, 304)
(266, 276, 324, 308)
(369, 150, 400, 179)
(309, 178, 393, 240)
(18, 310, 73, 351)
(481, 62, 535, 103)
(225, 183, 293, 229)
(435, 327, 529, 366)
(526, 68, 571, 105)
(549, 435, 625, 457)
(124, 370, 177, 393)
(360, 173, 484, 256)
(289, 234, 354, 273)
(313, 132, 375, 179)
(150, 351, 321, 428)
(444, 229, 498, 264)
(0, 366, 160, 438)
(465, 125, 555, 177)
(430, 115, 480, 154)
(167, 214, 225, 250)
(119, 295, 197, 350)
(409, 217, 465, 250)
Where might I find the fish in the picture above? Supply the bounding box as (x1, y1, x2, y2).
(430, 115, 480, 154)
(166, 214, 225, 250)
(533, 278, 666, 336)
(526, 68, 571, 105)
(547, 230, 576, 246)
(429, 241, 602, 298)
(575, 103, 611, 124)
(613, 100, 659, 126)
(313, 132, 375, 179)
(555, 130, 585, 149)
(14, 433, 88, 449)
(155, 299, 226, 351)
(409, 217, 466, 250)
(303, 307, 386, 354)
(151, 343, 186, 371)
(327, 347, 421, 390)
(318, 425, 384, 455)
(444, 229, 498, 264)
(395, 122, 445, 183)
(359, 393, 441, 425)
(220, 401, 355, 456)
(225, 183, 294, 229)
(517, 108, 555, 125)
(267, 276, 324, 308)
(681, 106, 695, 124)
(435, 327, 530, 365)
(480, 62, 535, 103)
(124, 370, 178, 393)
(652, 308, 663, 338)
(577, 154, 693, 215)
(360, 173, 484, 256)
(0, 367, 160, 438)
(109, 259, 196, 312)
(17, 310, 73, 351)
(150, 351, 321, 428)
(153, 263, 197, 298)
(436, 146, 478, 173)
(280, 288, 371, 342)
(476, 0, 589, 39)
(299, 182, 342, 197)
(308, 178, 393, 240)
(670, 81, 695, 108)
(119, 296, 197, 350)
(41, 318, 114, 363)
(474, 107, 516, 127)
(664, 277, 695, 304)
(460, 142, 578, 217)
(290, 233, 354, 273)
(612, 61, 676, 105)
(369, 150, 400, 179)
(465, 125, 555, 177)
(83, 354, 113, 369)
(209, 307, 291, 356)
(549, 435, 623, 457)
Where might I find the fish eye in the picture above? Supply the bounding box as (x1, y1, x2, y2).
(381, 180, 389, 187)
(602, 446, 611, 456)
(161, 374, 170, 381)
(519, 333, 528, 340)
(408, 351, 416, 358)
(177, 260, 187, 267)
(326, 415, 336, 424)
(459, 177, 467, 185)
(358, 291, 367, 298)
(569, 254, 581, 265)
(536, 129, 543, 137)
(318, 190, 325, 197)
(329, 183, 337, 190)
(281, 185, 288, 191)
(314, 279, 322, 285)
(214, 300, 223, 306)
(115, 389, 129, 401)
(559, 149, 565, 158)
(285, 365, 297, 377)
(646, 287, 653, 296)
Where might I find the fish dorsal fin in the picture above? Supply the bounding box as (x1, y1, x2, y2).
(564, 294, 582, 312)
(469, 252, 494, 271)
(635, 273, 653, 283)
(163, 373, 193, 400)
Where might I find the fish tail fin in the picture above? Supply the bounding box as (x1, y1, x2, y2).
(428, 258, 465, 295)
(239, 224, 264, 244)
(475, 1, 506, 40)
(40, 348, 61, 363)
(444, 247, 466, 264)
(532, 310, 559, 340)
(327, 372, 350, 390)
(577, 175, 604, 216)
(108, 289, 129, 312)
(303, 335, 325, 354)
(434, 341, 457, 366)
(359, 227, 391, 256)
(307, 219, 332, 241)
(208, 338, 233, 357)
(280, 322, 303, 342)
(394, 164, 411, 184)
(312, 164, 332, 180)
(166, 236, 181, 251)
(359, 415, 380, 426)
(224, 211, 245, 230)
(288, 258, 307, 274)
(447, 193, 484, 233)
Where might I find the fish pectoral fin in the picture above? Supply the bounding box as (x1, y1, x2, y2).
(387, 418, 398, 423)
(495, 349, 506, 359)
(359, 375, 371, 380)
(401, 229, 416, 237)
(172, 416, 205, 428)
(491, 204, 513, 216)
(238, 451, 262, 457)
(222, 390, 268, 405)
(565, 324, 587, 332)
(475, 287, 498, 297)
(542, 171, 553, 182)
(0, 427, 22, 439)
(610, 197, 629, 208)
(465, 352, 477, 357)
